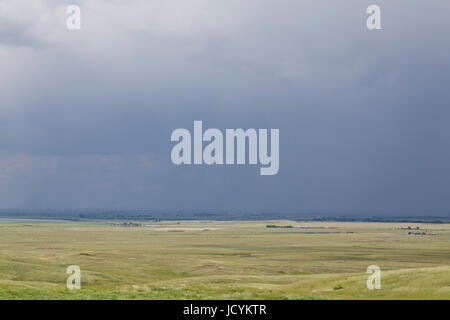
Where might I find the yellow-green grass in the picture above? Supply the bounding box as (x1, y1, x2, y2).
(0, 220, 449, 299)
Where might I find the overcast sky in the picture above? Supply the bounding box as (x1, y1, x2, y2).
(0, 0, 449, 215)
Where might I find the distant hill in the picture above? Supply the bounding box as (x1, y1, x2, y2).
(0, 209, 448, 223)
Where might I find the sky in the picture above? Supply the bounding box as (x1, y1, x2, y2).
(0, 0, 449, 215)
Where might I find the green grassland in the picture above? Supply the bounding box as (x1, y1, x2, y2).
(0, 219, 449, 299)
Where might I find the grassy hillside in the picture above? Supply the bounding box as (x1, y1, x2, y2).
(0, 220, 449, 299)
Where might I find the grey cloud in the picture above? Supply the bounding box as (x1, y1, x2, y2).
(0, 0, 449, 214)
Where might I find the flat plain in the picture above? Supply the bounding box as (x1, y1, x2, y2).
(0, 219, 449, 299)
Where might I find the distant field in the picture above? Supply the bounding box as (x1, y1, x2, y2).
(0, 220, 449, 299)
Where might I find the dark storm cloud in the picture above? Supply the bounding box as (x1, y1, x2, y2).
(0, 0, 449, 215)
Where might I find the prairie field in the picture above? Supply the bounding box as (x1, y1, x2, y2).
(0, 219, 449, 300)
